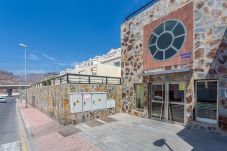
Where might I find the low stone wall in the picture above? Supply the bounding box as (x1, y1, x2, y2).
(26, 84, 122, 125)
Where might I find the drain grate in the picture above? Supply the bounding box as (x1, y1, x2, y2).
(85, 120, 104, 127)
(101, 117, 118, 123)
(58, 126, 81, 137)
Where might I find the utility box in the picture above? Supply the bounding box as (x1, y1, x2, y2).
(107, 99, 115, 108)
(69, 94, 83, 113)
(82, 93, 92, 111)
(92, 93, 107, 110)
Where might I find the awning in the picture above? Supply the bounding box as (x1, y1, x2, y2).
(142, 68, 192, 76)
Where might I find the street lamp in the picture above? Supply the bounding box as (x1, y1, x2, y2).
(19, 43, 28, 108)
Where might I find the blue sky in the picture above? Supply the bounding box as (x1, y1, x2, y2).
(0, 0, 151, 74)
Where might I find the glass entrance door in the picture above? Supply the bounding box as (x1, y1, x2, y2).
(168, 83, 185, 123)
(151, 82, 185, 123)
(151, 84, 165, 120)
(196, 81, 218, 124)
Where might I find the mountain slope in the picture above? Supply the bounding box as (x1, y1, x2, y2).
(0, 70, 58, 85)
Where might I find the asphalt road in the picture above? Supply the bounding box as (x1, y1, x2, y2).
(0, 97, 20, 145)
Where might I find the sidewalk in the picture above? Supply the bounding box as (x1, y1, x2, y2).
(17, 102, 100, 151)
(17, 101, 227, 151)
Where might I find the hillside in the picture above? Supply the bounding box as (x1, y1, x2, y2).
(0, 70, 19, 85)
(0, 70, 58, 85)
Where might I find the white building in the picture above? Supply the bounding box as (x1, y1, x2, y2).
(60, 48, 121, 77)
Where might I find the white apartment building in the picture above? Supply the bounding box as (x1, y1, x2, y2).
(60, 48, 121, 77)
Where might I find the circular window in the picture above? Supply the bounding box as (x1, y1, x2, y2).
(148, 20, 186, 61)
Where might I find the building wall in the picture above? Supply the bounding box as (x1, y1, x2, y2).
(26, 84, 122, 125)
(121, 0, 194, 118)
(193, 0, 227, 128)
(143, 2, 193, 70)
(97, 64, 121, 77)
(102, 57, 121, 66)
(121, 0, 227, 129)
(72, 63, 121, 77)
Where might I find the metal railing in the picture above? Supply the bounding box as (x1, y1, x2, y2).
(125, 0, 159, 21)
(30, 73, 121, 88)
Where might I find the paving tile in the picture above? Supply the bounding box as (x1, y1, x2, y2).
(58, 126, 81, 137)
(85, 120, 105, 127)
(100, 117, 118, 123)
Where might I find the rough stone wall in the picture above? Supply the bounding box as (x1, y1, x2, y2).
(121, 0, 193, 117)
(121, 0, 227, 129)
(27, 84, 122, 125)
(193, 0, 227, 77)
(27, 84, 69, 124)
(193, 0, 227, 129)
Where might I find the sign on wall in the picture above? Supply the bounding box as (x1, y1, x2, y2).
(179, 83, 185, 91)
(180, 51, 192, 60)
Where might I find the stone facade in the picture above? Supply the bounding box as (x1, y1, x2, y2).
(121, 0, 227, 130)
(26, 84, 122, 125)
(193, 0, 227, 129)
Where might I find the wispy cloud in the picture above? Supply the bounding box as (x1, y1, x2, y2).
(50, 62, 69, 66)
(42, 53, 56, 61)
(28, 54, 38, 60)
(41, 53, 76, 67)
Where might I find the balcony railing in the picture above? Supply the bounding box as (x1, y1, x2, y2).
(30, 73, 121, 88)
(125, 0, 159, 21)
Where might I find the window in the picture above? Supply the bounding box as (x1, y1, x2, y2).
(148, 20, 186, 61)
(151, 84, 165, 119)
(169, 84, 184, 103)
(135, 84, 144, 109)
(91, 67, 97, 75)
(196, 81, 217, 123)
(152, 84, 165, 102)
(114, 61, 120, 67)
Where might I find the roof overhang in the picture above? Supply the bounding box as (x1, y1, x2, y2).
(142, 68, 192, 76)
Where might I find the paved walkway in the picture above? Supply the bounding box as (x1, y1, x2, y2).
(17, 102, 100, 151)
(18, 101, 227, 151)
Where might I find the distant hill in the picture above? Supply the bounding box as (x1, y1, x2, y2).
(0, 70, 58, 85)
(0, 70, 19, 85)
(26, 72, 58, 84)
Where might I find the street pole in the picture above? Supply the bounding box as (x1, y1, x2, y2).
(25, 46, 27, 108)
(20, 74, 22, 102)
(19, 43, 28, 108)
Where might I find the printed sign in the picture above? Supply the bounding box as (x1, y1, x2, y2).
(180, 51, 192, 60)
(179, 83, 185, 91)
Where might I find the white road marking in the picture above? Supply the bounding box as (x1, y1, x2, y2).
(0, 141, 21, 151)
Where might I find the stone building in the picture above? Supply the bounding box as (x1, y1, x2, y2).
(121, 0, 227, 131)
(60, 48, 121, 77)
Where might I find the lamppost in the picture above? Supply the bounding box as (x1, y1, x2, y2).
(19, 43, 28, 108)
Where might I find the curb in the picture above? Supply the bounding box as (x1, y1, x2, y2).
(16, 101, 37, 151)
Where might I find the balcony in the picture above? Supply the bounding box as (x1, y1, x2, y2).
(30, 73, 121, 88)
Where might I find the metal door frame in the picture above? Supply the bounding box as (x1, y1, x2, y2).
(195, 80, 219, 125)
(167, 81, 186, 125)
(150, 82, 166, 121)
(150, 81, 186, 124)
